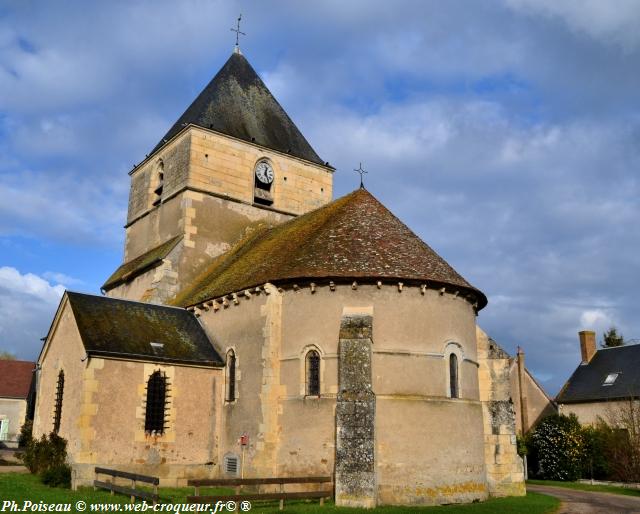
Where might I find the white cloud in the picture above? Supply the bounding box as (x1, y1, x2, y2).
(0, 267, 64, 359)
(43, 271, 84, 287)
(0, 267, 64, 302)
(580, 309, 614, 332)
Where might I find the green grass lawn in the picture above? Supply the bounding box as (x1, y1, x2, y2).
(0, 473, 559, 514)
(528, 478, 640, 497)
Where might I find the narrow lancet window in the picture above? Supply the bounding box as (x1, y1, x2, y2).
(449, 354, 459, 399)
(145, 370, 167, 434)
(306, 350, 320, 396)
(152, 161, 164, 206)
(226, 350, 236, 402)
(53, 370, 64, 433)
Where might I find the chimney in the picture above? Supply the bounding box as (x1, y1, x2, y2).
(579, 330, 597, 364)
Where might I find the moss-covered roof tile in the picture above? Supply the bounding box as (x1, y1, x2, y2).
(67, 292, 223, 366)
(102, 236, 182, 291)
(172, 188, 487, 309)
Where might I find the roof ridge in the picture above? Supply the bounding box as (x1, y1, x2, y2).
(67, 290, 188, 312)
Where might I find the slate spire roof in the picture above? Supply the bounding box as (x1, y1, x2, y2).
(172, 188, 488, 309)
(151, 50, 325, 166)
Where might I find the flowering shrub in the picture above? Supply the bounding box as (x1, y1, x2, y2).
(530, 414, 584, 481)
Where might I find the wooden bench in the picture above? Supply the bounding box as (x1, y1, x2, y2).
(187, 477, 333, 510)
(94, 467, 159, 505)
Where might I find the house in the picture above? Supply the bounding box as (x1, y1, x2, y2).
(557, 330, 640, 425)
(0, 359, 35, 448)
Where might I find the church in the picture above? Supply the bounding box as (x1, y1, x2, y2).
(32, 45, 527, 506)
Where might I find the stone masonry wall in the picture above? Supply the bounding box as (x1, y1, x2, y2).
(476, 326, 525, 497)
(335, 309, 376, 508)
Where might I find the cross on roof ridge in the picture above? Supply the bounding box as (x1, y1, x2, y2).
(230, 14, 246, 49)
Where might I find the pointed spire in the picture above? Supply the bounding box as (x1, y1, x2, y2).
(149, 51, 325, 165)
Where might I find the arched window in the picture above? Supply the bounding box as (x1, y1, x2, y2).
(226, 350, 236, 402)
(306, 350, 320, 396)
(145, 371, 167, 434)
(449, 353, 459, 399)
(53, 370, 64, 433)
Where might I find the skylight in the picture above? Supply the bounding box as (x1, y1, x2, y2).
(603, 373, 620, 386)
(150, 342, 165, 356)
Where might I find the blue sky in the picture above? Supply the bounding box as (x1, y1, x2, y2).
(1, 0, 639, 395)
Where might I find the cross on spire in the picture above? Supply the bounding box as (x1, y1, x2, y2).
(230, 14, 246, 49)
(354, 162, 368, 189)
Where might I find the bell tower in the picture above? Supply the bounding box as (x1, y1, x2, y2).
(102, 49, 334, 303)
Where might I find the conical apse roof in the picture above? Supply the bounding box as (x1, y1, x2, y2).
(172, 188, 487, 309)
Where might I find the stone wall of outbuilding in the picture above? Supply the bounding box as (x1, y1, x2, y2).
(34, 298, 224, 488)
(476, 326, 525, 497)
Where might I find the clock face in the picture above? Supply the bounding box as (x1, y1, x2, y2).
(255, 161, 274, 184)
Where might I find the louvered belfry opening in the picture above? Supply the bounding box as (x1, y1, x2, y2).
(306, 350, 320, 396)
(226, 351, 236, 402)
(449, 354, 459, 399)
(145, 370, 168, 434)
(53, 370, 64, 433)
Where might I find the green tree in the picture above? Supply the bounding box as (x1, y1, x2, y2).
(602, 327, 624, 348)
(0, 351, 16, 360)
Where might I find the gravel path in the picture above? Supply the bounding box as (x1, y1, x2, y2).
(528, 484, 640, 513)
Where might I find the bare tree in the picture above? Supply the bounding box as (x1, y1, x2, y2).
(604, 398, 640, 481)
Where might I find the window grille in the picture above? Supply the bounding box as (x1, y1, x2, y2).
(53, 370, 64, 433)
(224, 454, 239, 475)
(306, 350, 320, 396)
(226, 351, 236, 402)
(145, 371, 167, 434)
(449, 354, 459, 399)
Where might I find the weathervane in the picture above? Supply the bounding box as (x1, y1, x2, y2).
(231, 14, 246, 48)
(354, 162, 368, 188)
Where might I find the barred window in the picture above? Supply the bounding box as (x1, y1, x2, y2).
(226, 350, 236, 402)
(53, 370, 64, 433)
(145, 371, 167, 434)
(306, 350, 320, 396)
(449, 354, 459, 399)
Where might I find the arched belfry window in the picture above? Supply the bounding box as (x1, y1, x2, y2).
(449, 353, 459, 399)
(53, 370, 64, 433)
(145, 370, 167, 434)
(152, 160, 164, 206)
(226, 350, 236, 402)
(306, 350, 320, 396)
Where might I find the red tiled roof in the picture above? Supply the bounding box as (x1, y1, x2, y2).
(173, 188, 487, 309)
(0, 359, 35, 399)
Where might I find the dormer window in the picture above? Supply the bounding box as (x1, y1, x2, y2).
(603, 372, 620, 386)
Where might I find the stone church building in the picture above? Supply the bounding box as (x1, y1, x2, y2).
(33, 47, 528, 506)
